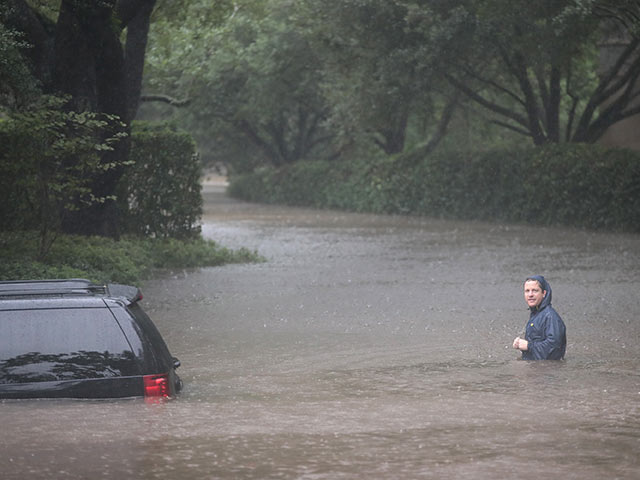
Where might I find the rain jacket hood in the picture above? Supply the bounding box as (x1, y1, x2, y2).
(522, 275, 566, 360)
(526, 274, 552, 312)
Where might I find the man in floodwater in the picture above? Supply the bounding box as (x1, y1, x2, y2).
(513, 275, 567, 360)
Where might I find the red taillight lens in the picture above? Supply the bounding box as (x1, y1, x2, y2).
(143, 374, 170, 398)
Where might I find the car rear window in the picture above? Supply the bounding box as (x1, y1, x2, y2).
(0, 308, 140, 384)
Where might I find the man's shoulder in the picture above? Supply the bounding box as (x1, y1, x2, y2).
(544, 305, 565, 323)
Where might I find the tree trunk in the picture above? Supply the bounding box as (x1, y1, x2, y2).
(52, 1, 122, 237)
(46, 0, 156, 238)
(124, 0, 156, 122)
(546, 66, 562, 143)
(375, 104, 409, 155)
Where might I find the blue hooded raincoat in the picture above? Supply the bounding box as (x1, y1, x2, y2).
(522, 275, 567, 360)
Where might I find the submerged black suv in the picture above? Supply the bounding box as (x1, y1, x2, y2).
(0, 279, 182, 400)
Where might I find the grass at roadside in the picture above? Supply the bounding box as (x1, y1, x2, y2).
(0, 231, 264, 285)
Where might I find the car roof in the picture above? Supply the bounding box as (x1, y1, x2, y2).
(0, 279, 143, 306)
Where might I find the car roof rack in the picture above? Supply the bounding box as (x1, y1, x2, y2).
(0, 279, 108, 297)
(0, 279, 143, 304)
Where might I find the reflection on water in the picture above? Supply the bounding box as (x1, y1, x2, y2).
(2, 185, 639, 479)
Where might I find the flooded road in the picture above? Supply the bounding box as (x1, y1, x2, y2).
(2, 183, 640, 479)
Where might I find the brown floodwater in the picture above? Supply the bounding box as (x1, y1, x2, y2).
(2, 183, 639, 479)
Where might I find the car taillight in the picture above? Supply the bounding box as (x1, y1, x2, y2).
(143, 374, 170, 398)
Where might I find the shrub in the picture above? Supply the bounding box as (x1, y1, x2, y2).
(118, 122, 203, 239)
(0, 96, 126, 257)
(0, 232, 264, 284)
(0, 233, 151, 284)
(145, 237, 262, 269)
(228, 144, 640, 232)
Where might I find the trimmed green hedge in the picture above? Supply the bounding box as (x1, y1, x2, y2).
(118, 122, 203, 239)
(228, 144, 640, 232)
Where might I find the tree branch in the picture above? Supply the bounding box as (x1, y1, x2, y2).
(546, 65, 562, 142)
(455, 63, 524, 107)
(594, 1, 640, 36)
(579, 37, 640, 131)
(565, 96, 580, 142)
(234, 118, 281, 166)
(445, 74, 530, 129)
(584, 73, 640, 141)
(423, 93, 460, 155)
(534, 67, 550, 118)
(139, 93, 191, 106)
(574, 39, 640, 140)
(400, 93, 461, 163)
(496, 42, 547, 142)
(489, 119, 532, 137)
(511, 50, 547, 144)
(599, 39, 640, 101)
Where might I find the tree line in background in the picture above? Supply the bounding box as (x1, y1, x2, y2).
(142, 0, 640, 170)
(2, 0, 640, 245)
(227, 143, 640, 231)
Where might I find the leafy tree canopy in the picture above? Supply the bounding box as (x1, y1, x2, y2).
(0, 5, 40, 110)
(143, 0, 336, 172)
(140, 0, 640, 175)
(302, 0, 465, 157)
(408, 0, 640, 144)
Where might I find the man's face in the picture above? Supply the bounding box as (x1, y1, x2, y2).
(524, 280, 546, 308)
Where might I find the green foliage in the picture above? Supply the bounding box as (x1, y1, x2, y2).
(508, 145, 640, 229)
(305, 0, 459, 155)
(0, 231, 264, 285)
(413, 0, 639, 144)
(139, 0, 638, 186)
(144, 237, 262, 269)
(141, 0, 640, 171)
(2, 0, 160, 237)
(229, 156, 413, 214)
(143, 0, 335, 172)
(0, 95, 127, 257)
(0, 232, 152, 284)
(229, 145, 640, 232)
(118, 122, 203, 239)
(0, 10, 41, 109)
